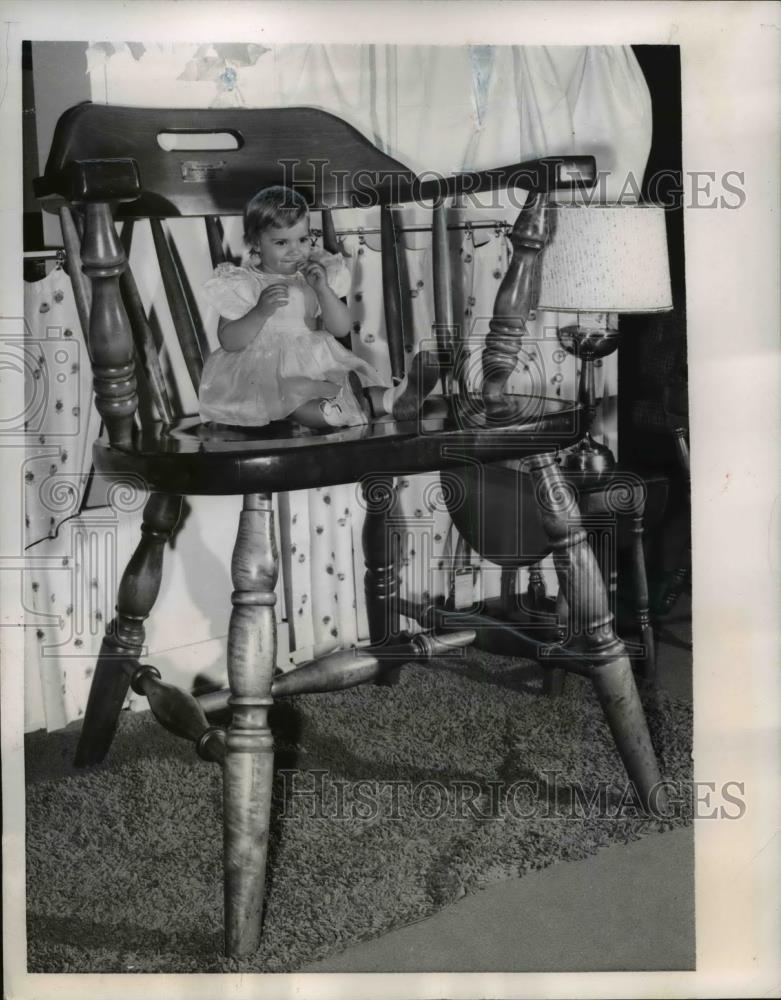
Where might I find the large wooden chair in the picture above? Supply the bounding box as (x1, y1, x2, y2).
(35, 102, 667, 958)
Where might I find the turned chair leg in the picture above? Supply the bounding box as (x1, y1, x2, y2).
(522, 563, 567, 696)
(361, 475, 403, 684)
(75, 492, 183, 766)
(223, 493, 277, 958)
(578, 477, 655, 683)
(526, 455, 666, 812)
(628, 507, 656, 683)
(543, 588, 568, 698)
(657, 425, 692, 617)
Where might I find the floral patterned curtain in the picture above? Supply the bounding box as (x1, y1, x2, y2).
(23, 266, 108, 732)
(25, 43, 652, 731)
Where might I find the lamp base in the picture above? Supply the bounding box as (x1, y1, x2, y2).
(557, 433, 616, 483)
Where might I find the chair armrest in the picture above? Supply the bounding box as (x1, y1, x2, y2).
(34, 157, 141, 204)
(416, 155, 597, 201)
(364, 155, 596, 205)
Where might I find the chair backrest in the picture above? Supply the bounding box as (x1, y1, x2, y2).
(36, 103, 596, 445)
(37, 102, 594, 214)
(36, 103, 417, 217)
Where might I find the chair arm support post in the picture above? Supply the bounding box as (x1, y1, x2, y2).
(81, 200, 138, 447)
(482, 192, 549, 407)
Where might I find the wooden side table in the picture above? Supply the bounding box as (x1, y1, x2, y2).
(572, 467, 671, 685)
(447, 464, 672, 694)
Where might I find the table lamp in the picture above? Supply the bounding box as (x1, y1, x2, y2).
(535, 204, 673, 480)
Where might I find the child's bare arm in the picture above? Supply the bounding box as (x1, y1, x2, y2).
(301, 261, 351, 339)
(317, 286, 351, 339)
(218, 283, 289, 351)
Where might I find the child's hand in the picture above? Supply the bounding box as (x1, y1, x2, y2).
(299, 260, 329, 292)
(256, 283, 289, 319)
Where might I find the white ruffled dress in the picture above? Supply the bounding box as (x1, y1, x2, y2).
(199, 249, 384, 426)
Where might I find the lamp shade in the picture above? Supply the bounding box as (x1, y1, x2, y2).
(536, 205, 673, 313)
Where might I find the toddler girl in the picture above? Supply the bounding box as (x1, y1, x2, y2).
(199, 186, 440, 429)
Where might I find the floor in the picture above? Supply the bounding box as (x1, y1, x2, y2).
(303, 595, 694, 973)
(24, 588, 693, 976)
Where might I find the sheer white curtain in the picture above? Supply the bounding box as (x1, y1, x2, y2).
(86, 43, 650, 186)
(24, 43, 653, 731)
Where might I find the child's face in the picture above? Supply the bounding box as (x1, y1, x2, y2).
(256, 218, 311, 275)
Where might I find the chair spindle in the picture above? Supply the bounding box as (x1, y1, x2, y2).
(205, 215, 227, 268)
(432, 199, 455, 395)
(197, 629, 476, 709)
(380, 205, 406, 384)
(59, 205, 91, 338)
(119, 221, 175, 425)
(150, 218, 205, 392)
(320, 207, 339, 255)
(320, 208, 351, 348)
(127, 663, 226, 765)
(275, 629, 474, 696)
(71, 205, 85, 240)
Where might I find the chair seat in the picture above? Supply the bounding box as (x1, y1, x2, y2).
(94, 394, 581, 494)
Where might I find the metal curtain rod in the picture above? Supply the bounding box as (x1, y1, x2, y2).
(24, 248, 66, 261)
(312, 220, 512, 239)
(21, 218, 510, 262)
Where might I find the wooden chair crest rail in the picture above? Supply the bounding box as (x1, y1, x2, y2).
(36, 102, 667, 959)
